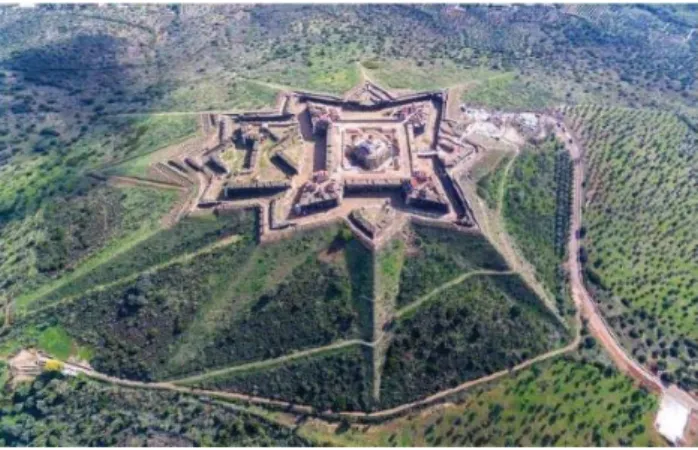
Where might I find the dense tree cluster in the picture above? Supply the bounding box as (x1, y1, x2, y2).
(0, 370, 309, 447)
(380, 274, 566, 407)
(195, 346, 373, 412)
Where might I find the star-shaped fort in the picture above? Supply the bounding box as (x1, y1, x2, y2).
(141, 79, 551, 246)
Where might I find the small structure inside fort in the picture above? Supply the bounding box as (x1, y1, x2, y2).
(294, 171, 342, 216)
(345, 130, 395, 171)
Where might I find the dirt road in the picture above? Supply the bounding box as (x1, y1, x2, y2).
(37, 331, 580, 421)
(557, 122, 665, 394)
(168, 337, 390, 386)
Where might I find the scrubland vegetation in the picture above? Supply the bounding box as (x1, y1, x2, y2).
(501, 137, 574, 317)
(0, 184, 178, 300)
(191, 345, 373, 412)
(19, 210, 257, 312)
(167, 226, 370, 378)
(5, 224, 371, 381)
(396, 224, 509, 308)
(380, 273, 566, 407)
(183, 243, 362, 374)
(0, 369, 308, 446)
(565, 105, 698, 393)
(11, 237, 257, 380)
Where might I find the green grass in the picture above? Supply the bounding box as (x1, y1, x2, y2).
(396, 224, 509, 308)
(475, 152, 513, 209)
(0, 324, 93, 361)
(36, 326, 75, 360)
(566, 105, 698, 392)
(461, 73, 555, 110)
(501, 136, 574, 316)
(300, 356, 663, 446)
(105, 114, 199, 177)
(159, 78, 279, 111)
(364, 59, 501, 91)
(254, 43, 361, 95)
(374, 238, 405, 333)
(380, 273, 567, 408)
(5, 185, 178, 303)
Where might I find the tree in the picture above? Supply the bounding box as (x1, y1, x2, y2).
(43, 359, 63, 372)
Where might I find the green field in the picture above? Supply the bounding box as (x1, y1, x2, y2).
(460, 73, 557, 110)
(363, 59, 500, 91)
(158, 78, 280, 112)
(374, 237, 406, 335)
(475, 152, 513, 209)
(501, 137, 574, 317)
(565, 105, 698, 393)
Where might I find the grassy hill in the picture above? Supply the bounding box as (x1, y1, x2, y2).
(0, 184, 179, 298)
(565, 105, 698, 394)
(3, 223, 374, 381)
(1, 217, 568, 414)
(18, 210, 258, 313)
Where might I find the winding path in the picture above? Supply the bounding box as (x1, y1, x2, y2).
(556, 123, 665, 394)
(11, 96, 698, 425)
